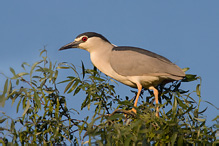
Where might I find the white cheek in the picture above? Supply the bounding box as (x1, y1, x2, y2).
(78, 39, 95, 51)
(78, 41, 90, 51)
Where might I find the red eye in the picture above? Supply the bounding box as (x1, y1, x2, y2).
(82, 37, 88, 42)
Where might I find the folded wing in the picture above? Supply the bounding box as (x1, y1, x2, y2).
(110, 46, 185, 80)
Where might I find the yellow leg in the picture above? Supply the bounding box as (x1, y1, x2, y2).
(131, 83, 142, 113)
(149, 86, 159, 117)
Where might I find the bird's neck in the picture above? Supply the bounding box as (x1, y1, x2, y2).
(88, 41, 114, 54)
(89, 43, 114, 76)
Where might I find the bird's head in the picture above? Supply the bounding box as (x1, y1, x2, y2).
(59, 32, 112, 52)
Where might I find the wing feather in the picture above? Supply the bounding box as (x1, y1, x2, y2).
(110, 46, 185, 80)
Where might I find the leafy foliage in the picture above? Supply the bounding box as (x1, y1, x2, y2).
(0, 50, 217, 145)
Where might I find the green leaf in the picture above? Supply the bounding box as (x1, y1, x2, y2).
(57, 79, 72, 84)
(198, 107, 207, 114)
(0, 118, 7, 123)
(17, 97, 22, 113)
(177, 135, 184, 145)
(90, 76, 105, 82)
(69, 63, 78, 75)
(11, 91, 18, 106)
(40, 78, 47, 88)
(73, 86, 82, 96)
(182, 67, 190, 72)
(49, 60, 52, 71)
(30, 61, 41, 82)
(176, 98, 187, 109)
(172, 96, 177, 117)
(10, 120, 15, 131)
(55, 97, 60, 119)
(11, 72, 29, 79)
(93, 66, 97, 76)
(21, 62, 30, 70)
(194, 118, 206, 122)
(182, 74, 197, 82)
(81, 61, 85, 79)
(124, 137, 132, 146)
(107, 113, 123, 120)
(118, 100, 132, 106)
(16, 79, 19, 85)
(203, 100, 218, 110)
(212, 115, 218, 121)
(64, 78, 76, 93)
(67, 80, 80, 94)
(22, 100, 30, 117)
(17, 72, 29, 77)
(40, 49, 47, 56)
(57, 66, 70, 69)
(53, 70, 58, 82)
(0, 79, 9, 107)
(10, 67, 16, 76)
(7, 80, 12, 96)
(171, 132, 177, 145)
(196, 84, 201, 97)
(34, 91, 41, 109)
(183, 105, 193, 114)
(3, 79, 8, 96)
(0, 95, 5, 107)
(22, 96, 27, 109)
(199, 121, 206, 127)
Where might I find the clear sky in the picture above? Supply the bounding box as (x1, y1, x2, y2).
(0, 0, 218, 129)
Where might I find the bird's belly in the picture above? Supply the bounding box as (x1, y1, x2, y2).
(127, 75, 164, 88)
(107, 74, 164, 89)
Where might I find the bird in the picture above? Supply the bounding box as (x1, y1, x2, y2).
(59, 32, 185, 117)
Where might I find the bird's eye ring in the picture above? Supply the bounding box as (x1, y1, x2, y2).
(82, 37, 88, 42)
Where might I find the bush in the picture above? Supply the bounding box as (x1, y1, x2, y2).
(0, 50, 217, 145)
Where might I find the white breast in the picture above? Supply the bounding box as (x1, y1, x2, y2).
(90, 51, 136, 86)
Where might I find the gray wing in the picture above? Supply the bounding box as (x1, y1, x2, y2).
(110, 46, 185, 80)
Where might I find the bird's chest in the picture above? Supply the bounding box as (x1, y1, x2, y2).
(90, 52, 113, 76)
(89, 52, 137, 87)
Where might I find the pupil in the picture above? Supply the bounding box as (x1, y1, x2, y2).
(83, 37, 87, 41)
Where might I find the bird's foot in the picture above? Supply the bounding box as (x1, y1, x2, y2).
(128, 108, 137, 114)
(124, 108, 137, 118)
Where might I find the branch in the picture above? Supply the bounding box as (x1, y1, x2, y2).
(106, 109, 136, 117)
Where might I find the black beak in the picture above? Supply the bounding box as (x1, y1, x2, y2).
(59, 41, 80, 51)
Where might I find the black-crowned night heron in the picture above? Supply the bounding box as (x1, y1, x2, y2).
(59, 32, 185, 117)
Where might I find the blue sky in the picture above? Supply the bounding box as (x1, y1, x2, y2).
(0, 0, 218, 131)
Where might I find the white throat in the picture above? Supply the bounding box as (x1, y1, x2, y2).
(87, 38, 114, 75)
